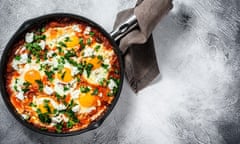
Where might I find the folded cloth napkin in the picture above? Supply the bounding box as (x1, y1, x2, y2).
(113, 0, 173, 92)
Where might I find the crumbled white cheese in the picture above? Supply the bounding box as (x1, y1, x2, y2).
(72, 25, 81, 32)
(12, 59, 19, 70)
(108, 79, 117, 90)
(43, 86, 54, 95)
(25, 32, 34, 43)
(57, 104, 66, 111)
(52, 113, 69, 123)
(71, 90, 80, 99)
(52, 116, 62, 123)
(21, 114, 29, 120)
(18, 53, 28, 64)
(47, 50, 54, 58)
(84, 26, 91, 35)
(54, 83, 64, 95)
(16, 91, 24, 100)
(71, 67, 79, 76)
(83, 47, 94, 57)
(71, 105, 80, 112)
(38, 40, 46, 50)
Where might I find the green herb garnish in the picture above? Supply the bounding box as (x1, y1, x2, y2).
(85, 63, 93, 78)
(38, 113, 51, 124)
(91, 88, 99, 95)
(15, 55, 21, 61)
(87, 38, 91, 45)
(95, 45, 101, 52)
(35, 80, 43, 92)
(63, 86, 69, 91)
(97, 55, 103, 61)
(44, 70, 54, 81)
(89, 31, 95, 37)
(80, 86, 90, 93)
(14, 85, 19, 92)
(79, 38, 85, 48)
(101, 63, 109, 69)
(29, 102, 37, 107)
(58, 41, 67, 47)
(64, 37, 70, 42)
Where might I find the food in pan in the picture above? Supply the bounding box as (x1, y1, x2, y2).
(5, 20, 121, 133)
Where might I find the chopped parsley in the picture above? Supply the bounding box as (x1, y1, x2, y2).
(58, 41, 67, 47)
(85, 63, 93, 78)
(66, 120, 75, 128)
(22, 81, 31, 93)
(34, 34, 46, 41)
(95, 45, 101, 51)
(86, 38, 91, 45)
(15, 55, 21, 61)
(64, 37, 70, 42)
(26, 42, 42, 58)
(56, 93, 62, 100)
(89, 31, 95, 37)
(80, 86, 90, 93)
(91, 88, 99, 95)
(14, 85, 19, 92)
(79, 38, 85, 48)
(44, 70, 54, 81)
(29, 102, 37, 107)
(35, 80, 43, 91)
(101, 63, 109, 69)
(64, 50, 76, 59)
(55, 123, 63, 133)
(63, 85, 69, 91)
(58, 57, 65, 64)
(38, 113, 51, 124)
(57, 46, 63, 53)
(99, 78, 106, 86)
(15, 78, 19, 84)
(97, 55, 103, 61)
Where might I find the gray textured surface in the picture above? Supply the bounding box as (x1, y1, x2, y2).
(1, 0, 240, 144)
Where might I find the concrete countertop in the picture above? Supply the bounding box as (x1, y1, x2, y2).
(0, 0, 240, 144)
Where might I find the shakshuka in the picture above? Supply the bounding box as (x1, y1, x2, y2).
(5, 20, 120, 133)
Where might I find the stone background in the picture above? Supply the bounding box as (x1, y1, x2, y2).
(0, 0, 240, 144)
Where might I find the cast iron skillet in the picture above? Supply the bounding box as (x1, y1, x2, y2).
(0, 13, 138, 136)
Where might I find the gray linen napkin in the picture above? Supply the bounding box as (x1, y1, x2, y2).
(113, 0, 173, 92)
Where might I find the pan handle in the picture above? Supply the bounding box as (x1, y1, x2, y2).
(110, 15, 138, 42)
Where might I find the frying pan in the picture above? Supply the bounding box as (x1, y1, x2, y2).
(0, 13, 138, 136)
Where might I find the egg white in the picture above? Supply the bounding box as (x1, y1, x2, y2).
(44, 25, 82, 49)
(11, 58, 43, 95)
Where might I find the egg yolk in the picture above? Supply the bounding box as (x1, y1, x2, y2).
(79, 93, 96, 107)
(38, 102, 54, 113)
(48, 29, 64, 41)
(57, 67, 73, 83)
(66, 35, 79, 48)
(24, 69, 41, 84)
(86, 57, 102, 70)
